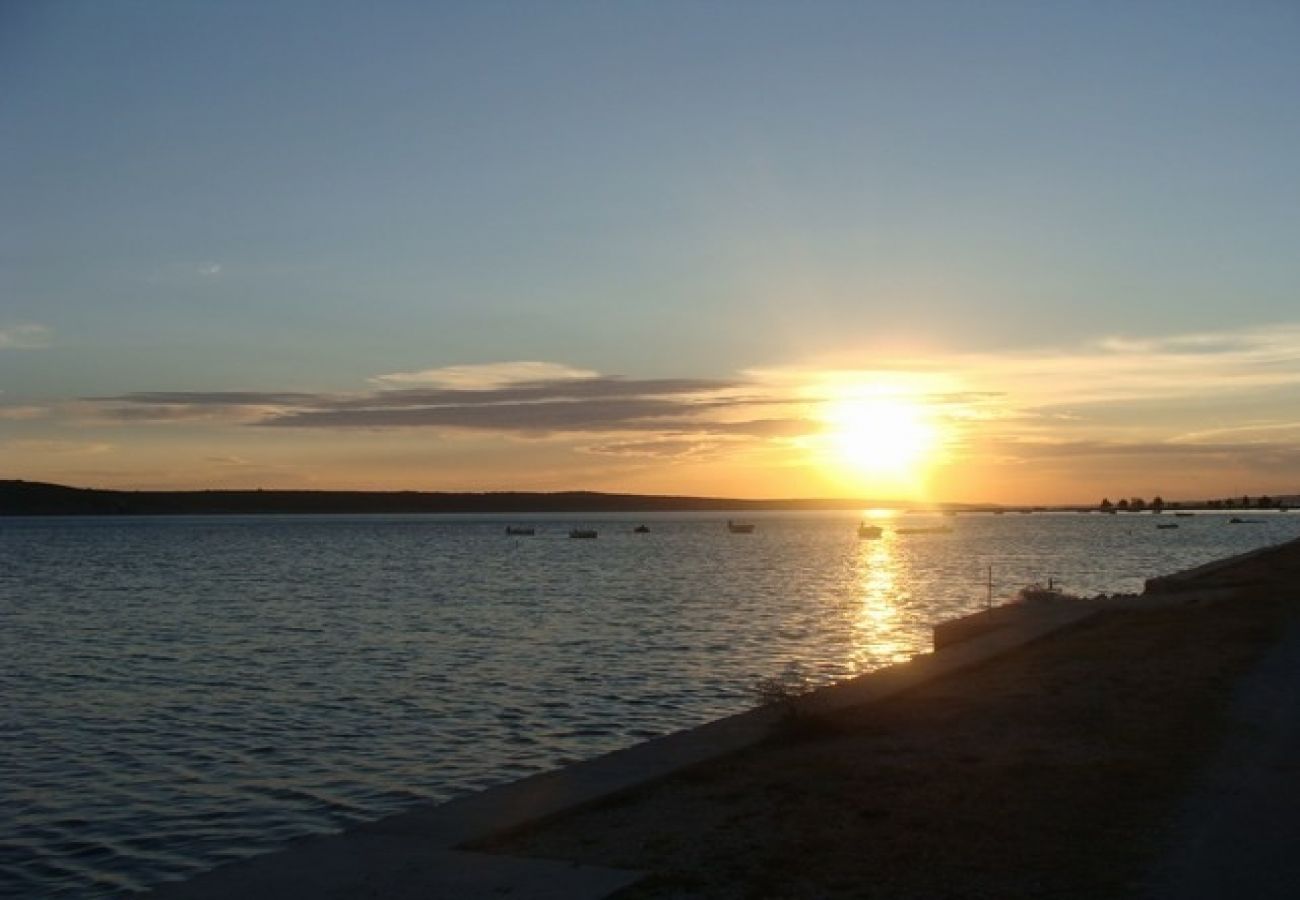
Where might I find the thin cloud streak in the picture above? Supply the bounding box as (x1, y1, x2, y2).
(372, 361, 600, 388)
(0, 324, 53, 349)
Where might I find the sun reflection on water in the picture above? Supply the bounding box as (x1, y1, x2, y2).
(847, 528, 916, 670)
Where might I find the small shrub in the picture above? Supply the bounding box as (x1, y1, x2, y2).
(752, 664, 816, 720)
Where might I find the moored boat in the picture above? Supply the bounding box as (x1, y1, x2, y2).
(505, 526, 535, 536)
(726, 519, 755, 534)
(568, 528, 598, 539)
(857, 522, 882, 539)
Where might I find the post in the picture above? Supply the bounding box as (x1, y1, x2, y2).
(986, 565, 993, 610)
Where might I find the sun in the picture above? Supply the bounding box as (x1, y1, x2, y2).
(820, 391, 940, 488)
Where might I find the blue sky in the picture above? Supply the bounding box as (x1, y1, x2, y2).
(3, 2, 1299, 500)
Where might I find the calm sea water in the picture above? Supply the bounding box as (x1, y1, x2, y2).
(4, 510, 1298, 897)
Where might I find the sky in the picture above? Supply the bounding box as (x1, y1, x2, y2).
(3, 1, 1299, 503)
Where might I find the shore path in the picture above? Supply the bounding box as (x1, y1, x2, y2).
(484, 538, 1300, 899)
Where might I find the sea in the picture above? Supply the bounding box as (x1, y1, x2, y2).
(4, 509, 1298, 897)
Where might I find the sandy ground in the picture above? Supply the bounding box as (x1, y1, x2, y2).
(482, 540, 1300, 899)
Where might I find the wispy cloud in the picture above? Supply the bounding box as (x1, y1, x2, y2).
(1, 439, 112, 455)
(86, 373, 781, 437)
(69, 324, 1300, 494)
(0, 405, 49, 420)
(372, 361, 599, 389)
(0, 323, 52, 349)
(142, 261, 226, 284)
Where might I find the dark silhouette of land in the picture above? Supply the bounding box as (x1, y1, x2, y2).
(0, 480, 904, 516)
(3, 480, 1295, 517)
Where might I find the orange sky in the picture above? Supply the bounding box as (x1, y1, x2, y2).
(5, 326, 1299, 504)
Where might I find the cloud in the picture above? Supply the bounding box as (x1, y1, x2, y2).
(1, 439, 112, 455)
(0, 405, 49, 420)
(0, 323, 52, 349)
(68, 325, 1300, 489)
(86, 373, 767, 435)
(585, 438, 739, 459)
(144, 261, 225, 283)
(86, 391, 322, 407)
(260, 395, 738, 431)
(1171, 420, 1300, 443)
(372, 361, 599, 388)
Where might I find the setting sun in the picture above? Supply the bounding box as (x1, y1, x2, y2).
(821, 391, 940, 490)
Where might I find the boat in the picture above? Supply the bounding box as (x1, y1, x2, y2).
(726, 519, 755, 534)
(505, 526, 535, 536)
(1174, 512, 1195, 517)
(568, 529, 598, 539)
(896, 525, 953, 535)
(1156, 522, 1179, 530)
(1228, 517, 1262, 525)
(633, 525, 650, 534)
(857, 523, 882, 539)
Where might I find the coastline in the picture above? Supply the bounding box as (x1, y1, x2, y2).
(148, 536, 1300, 898)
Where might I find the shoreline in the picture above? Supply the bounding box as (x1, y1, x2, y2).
(149, 536, 1300, 898)
(7, 478, 1296, 517)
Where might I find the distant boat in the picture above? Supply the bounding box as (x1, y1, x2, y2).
(726, 519, 755, 534)
(1174, 512, 1195, 517)
(568, 528, 598, 539)
(1156, 522, 1179, 530)
(857, 522, 883, 539)
(633, 524, 650, 534)
(1227, 517, 1262, 525)
(505, 526, 535, 536)
(896, 525, 953, 535)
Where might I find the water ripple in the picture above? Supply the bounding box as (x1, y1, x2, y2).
(3, 511, 1297, 897)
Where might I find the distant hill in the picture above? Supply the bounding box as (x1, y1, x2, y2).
(0, 479, 910, 516)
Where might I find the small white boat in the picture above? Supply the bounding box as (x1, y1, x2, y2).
(726, 519, 755, 534)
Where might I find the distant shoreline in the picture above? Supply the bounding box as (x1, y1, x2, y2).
(2, 479, 1294, 517)
(0, 479, 973, 516)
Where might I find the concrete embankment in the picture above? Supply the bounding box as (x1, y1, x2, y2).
(152, 537, 1300, 899)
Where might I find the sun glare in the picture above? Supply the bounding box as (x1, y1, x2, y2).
(821, 390, 940, 489)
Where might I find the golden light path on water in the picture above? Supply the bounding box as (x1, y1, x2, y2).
(847, 510, 916, 670)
